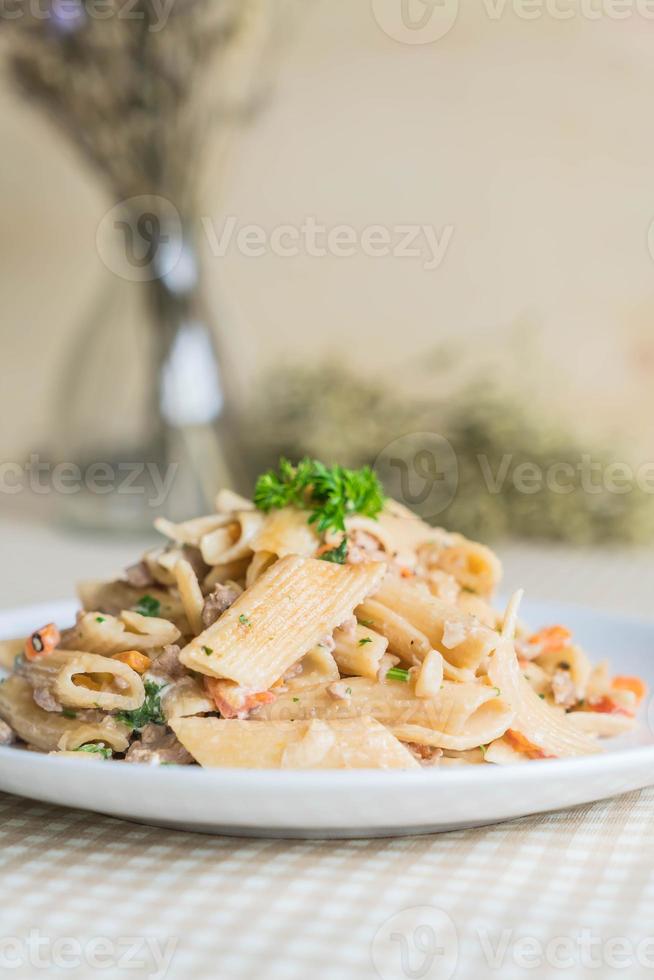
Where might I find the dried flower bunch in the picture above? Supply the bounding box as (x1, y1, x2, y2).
(1, 0, 280, 210)
(240, 363, 654, 544)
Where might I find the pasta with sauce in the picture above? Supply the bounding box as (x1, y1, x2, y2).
(0, 459, 645, 768)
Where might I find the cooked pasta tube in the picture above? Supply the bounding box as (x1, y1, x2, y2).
(200, 525, 239, 565)
(245, 550, 277, 589)
(284, 646, 340, 692)
(487, 639, 600, 758)
(56, 717, 131, 752)
(390, 693, 513, 751)
(53, 652, 145, 711)
(565, 711, 634, 737)
(254, 677, 514, 750)
(200, 510, 265, 566)
(215, 488, 254, 513)
(154, 514, 232, 546)
(62, 612, 180, 656)
(180, 556, 386, 691)
(174, 560, 204, 636)
(0, 676, 85, 751)
(417, 534, 502, 597)
(77, 581, 188, 631)
(355, 598, 432, 663)
(333, 625, 388, 681)
(161, 677, 214, 721)
(170, 716, 419, 769)
(369, 577, 499, 670)
(251, 507, 320, 558)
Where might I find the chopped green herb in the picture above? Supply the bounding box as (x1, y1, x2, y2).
(253, 458, 385, 534)
(95, 616, 105, 624)
(238, 614, 252, 628)
(386, 667, 410, 683)
(75, 743, 112, 759)
(493, 687, 501, 697)
(134, 595, 161, 618)
(61, 709, 77, 719)
(292, 697, 300, 703)
(538, 693, 546, 700)
(115, 680, 165, 730)
(359, 619, 374, 628)
(479, 744, 488, 756)
(319, 537, 348, 564)
(358, 637, 373, 647)
(345, 687, 352, 696)
(202, 646, 213, 656)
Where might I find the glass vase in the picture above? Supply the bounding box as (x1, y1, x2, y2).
(53, 209, 246, 532)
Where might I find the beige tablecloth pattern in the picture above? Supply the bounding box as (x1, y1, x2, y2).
(1, 527, 654, 979)
(1, 788, 654, 979)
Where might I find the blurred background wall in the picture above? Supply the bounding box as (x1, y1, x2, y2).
(3, 0, 654, 463)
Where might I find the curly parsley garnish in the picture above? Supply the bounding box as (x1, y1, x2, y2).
(254, 458, 385, 534)
(134, 595, 161, 618)
(319, 538, 348, 565)
(115, 680, 165, 730)
(75, 743, 112, 759)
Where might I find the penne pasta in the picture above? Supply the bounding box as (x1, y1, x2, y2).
(2, 458, 641, 769)
(171, 716, 419, 769)
(179, 556, 386, 691)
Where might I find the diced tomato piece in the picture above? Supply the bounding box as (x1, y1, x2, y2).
(505, 729, 556, 760)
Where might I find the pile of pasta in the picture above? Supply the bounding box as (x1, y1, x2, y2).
(0, 487, 646, 768)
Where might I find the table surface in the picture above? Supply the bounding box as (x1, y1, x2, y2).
(1, 517, 653, 980)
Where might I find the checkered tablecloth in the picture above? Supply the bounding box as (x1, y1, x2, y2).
(2, 520, 654, 980)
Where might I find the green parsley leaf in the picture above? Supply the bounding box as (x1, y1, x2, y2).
(134, 595, 161, 618)
(345, 687, 352, 696)
(75, 743, 112, 759)
(95, 616, 105, 624)
(238, 614, 252, 628)
(386, 667, 410, 683)
(202, 646, 213, 656)
(292, 697, 300, 703)
(319, 538, 348, 564)
(493, 687, 501, 697)
(358, 637, 373, 646)
(253, 458, 385, 534)
(61, 709, 77, 720)
(115, 680, 165, 730)
(359, 619, 374, 628)
(538, 693, 546, 700)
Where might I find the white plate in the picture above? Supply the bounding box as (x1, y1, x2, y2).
(0, 598, 653, 839)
